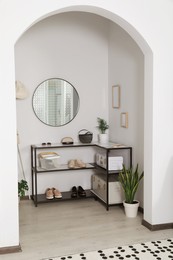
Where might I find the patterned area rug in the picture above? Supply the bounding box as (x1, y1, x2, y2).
(43, 238, 173, 260)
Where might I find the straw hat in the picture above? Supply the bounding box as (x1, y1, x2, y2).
(15, 80, 28, 99)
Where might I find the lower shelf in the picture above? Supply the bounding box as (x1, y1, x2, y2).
(91, 190, 123, 210)
(31, 189, 94, 206)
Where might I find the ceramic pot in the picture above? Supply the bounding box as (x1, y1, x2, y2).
(123, 200, 139, 218)
(99, 133, 108, 144)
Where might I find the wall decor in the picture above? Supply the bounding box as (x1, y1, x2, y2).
(121, 112, 128, 128)
(112, 85, 120, 108)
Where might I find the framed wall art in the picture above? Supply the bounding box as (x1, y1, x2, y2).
(112, 85, 120, 108)
(121, 112, 128, 128)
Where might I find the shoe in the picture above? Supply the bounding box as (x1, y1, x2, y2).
(68, 159, 86, 169)
(71, 186, 77, 198)
(78, 186, 86, 197)
(75, 159, 86, 168)
(45, 188, 54, 199)
(52, 187, 62, 199)
(68, 160, 75, 169)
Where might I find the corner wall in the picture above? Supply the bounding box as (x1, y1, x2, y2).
(108, 22, 144, 204)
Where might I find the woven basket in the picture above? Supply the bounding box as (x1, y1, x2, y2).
(78, 129, 93, 143)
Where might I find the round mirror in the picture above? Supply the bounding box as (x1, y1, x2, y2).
(32, 78, 79, 127)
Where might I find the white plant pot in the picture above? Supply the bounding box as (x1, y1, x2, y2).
(99, 133, 108, 144)
(123, 200, 139, 218)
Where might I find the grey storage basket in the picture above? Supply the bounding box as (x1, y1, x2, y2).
(78, 129, 93, 143)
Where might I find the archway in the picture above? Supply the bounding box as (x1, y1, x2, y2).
(0, 2, 153, 250)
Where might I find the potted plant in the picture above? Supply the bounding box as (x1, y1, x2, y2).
(18, 179, 29, 200)
(97, 117, 109, 143)
(119, 164, 144, 218)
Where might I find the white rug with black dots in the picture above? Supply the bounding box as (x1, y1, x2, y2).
(42, 238, 173, 260)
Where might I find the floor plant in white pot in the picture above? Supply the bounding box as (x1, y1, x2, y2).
(97, 117, 109, 143)
(119, 164, 144, 218)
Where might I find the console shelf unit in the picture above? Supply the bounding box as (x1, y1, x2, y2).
(31, 142, 132, 209)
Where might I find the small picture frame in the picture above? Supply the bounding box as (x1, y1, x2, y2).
(112, 85, 120, 108)
(121, 112, 128, 128)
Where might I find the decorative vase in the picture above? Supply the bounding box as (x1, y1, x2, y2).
(99, 133, 108, 144)
(123, 200, 139, 218)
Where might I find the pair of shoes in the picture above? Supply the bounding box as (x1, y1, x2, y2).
(68, 159, 86, 169)
(45, 188, 62, 199)
(71, 186, 86, 198)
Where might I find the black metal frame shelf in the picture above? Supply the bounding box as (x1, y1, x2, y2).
(31, 142, 132, 209)
(90, 145, 132, 210)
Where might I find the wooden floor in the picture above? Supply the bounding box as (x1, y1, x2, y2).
(1, 198, 173, 260)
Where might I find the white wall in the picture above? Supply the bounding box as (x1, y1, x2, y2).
(108, 22, 144, 165)
(108, 22, 144, 204)
(15, 12, 109, 193)
(1, 0, 173, 249)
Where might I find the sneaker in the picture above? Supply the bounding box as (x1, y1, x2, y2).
(71, 186, 77, 198)
(45, 188, 54, 199)
(78, 186, 86, 197)
(68, 159, 86, 169)
(52, 187, 62, 199)
(68, 159, 75, 168)
(75, 159, 86, 168)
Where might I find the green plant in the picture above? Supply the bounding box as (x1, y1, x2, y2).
(97, 117, 109, 134)
(119, 164, 144, 204)
(18, 179, 29, 197)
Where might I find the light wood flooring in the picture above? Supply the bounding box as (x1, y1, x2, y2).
(1, 198, 173, 260)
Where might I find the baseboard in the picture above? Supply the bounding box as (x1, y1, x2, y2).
(0, 244, 21, 254)
(142, 219, 173, 231)
(138, 206, 143, 214)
